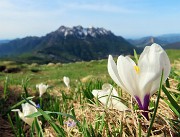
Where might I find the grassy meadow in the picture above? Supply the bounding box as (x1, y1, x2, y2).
(0, 49, 179, 137)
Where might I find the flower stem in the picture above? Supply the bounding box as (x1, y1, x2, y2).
(135, 94, 150, 120)
(40, 97, 42, 109)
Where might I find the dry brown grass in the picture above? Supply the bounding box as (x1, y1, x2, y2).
(45, 83, 179, 136)
(1, 61, 179, 137)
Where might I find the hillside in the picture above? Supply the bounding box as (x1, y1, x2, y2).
(157, 33, 180, 43)
(164, 42, 180, 49)
(0, 26, 135, 64)
(128, 36, 168, 47)
(0, 40, 10, 45)
(128, 34, 180, 48)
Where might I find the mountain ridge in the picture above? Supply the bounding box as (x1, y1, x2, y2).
(0, 25, 135, 64)
(128, 33, 180, 48)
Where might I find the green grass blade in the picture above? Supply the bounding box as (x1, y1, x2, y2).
(4, 96, 34, 116)
(31, 119, 35, 137)
(26, 111, 79, 124)
(162, 85, 180, 117)
(90, 124, 96, 137)
(134, 49, 139, 64)
(15, 112, 25, 137)
(7, 114, 18, 137)
(22, 97, 66, 136)
(3, 76, 9, 99)
(161, 97, 179, 117)
(119, 121, 123, 137)
(34, 117, 43, 137)
(147, 70, 164, 137)
(37, 109, 65, 137)
(165, 78, 170, 88)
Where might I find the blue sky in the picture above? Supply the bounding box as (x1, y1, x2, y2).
(1, 0, 180, 39)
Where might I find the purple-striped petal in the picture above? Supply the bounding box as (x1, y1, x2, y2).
(135, 94, 150, 120)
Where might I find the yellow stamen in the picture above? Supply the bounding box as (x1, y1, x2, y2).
(134, 66, 140, 74)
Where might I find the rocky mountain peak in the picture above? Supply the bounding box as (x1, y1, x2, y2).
(55, 25, 113, 39)
(0, 25, 134, 63)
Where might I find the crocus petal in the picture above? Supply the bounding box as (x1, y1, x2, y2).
(23, 117, 35, 126)
(22, 101, 37, 117)
(13, 110, 27, 123)
(37, 83, 49, 97)
(11, 109, 20, 112)
(22, 102, 37, 126)
(92, 84, 128, 111)
(108, 55, 128, 91)
(139, 44, 162, 87)
(107, 43, 171, 120)
(138, 43, 171, 96)
(135, 94, 150, 120)
(159, 47, 171, 83)
(149, 50, 171, 95)
(111, 98, 129, 111)
(92, 89, 111, 107)
(102, 83, 118, 97)
(12, 101, 38, 126)
(63, 76, 70, 88)
(117, 56, 139, 98)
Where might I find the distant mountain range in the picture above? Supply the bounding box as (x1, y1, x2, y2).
(163, 42, 180, 49)
(0, 26, 179, 64)
(0, 26, 135, 63)
(128, 34, 180, 49)
(0, 40, 10, 44)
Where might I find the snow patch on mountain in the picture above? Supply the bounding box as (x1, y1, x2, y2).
(56, 25, 112, 39)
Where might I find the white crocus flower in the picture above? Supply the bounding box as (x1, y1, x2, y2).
(63, 76, 70, 89)
(11, 101, 37, 126)
(36, 83, 49, 97)
(108, 43, 171, 119)
(92, 83, 129, 111)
